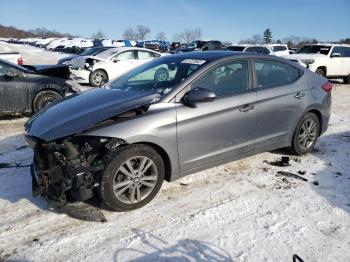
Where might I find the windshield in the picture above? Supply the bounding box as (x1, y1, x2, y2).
(272, 46, 287, 51)
(297, 45, 331, 55)
(187, 41, 198, 49)
(107, 56, 208, 97)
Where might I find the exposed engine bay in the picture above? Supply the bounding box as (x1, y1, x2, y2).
(27, 106, 149, 205)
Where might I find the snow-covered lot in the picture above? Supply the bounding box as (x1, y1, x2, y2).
(0, 43, 349, 262)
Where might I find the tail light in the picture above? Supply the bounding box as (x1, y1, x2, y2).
(17, 57, 23, 65)
(321, 82, 332, 93)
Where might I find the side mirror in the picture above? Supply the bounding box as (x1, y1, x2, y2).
(182, 87, 216, 108)
(113, 59, 120, 63)
(331, 53, 341, 58)
(5, 69, 18, 78)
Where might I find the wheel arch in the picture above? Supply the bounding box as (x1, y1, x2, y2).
(31, 88, 63, 112)
(133, 141, 172, 182)
(90, 68, 109, 82)
(316, 66, 327, 76)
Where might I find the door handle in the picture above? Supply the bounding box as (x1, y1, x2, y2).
(295, 92, 305, 99)
(239, 104, 254, 112)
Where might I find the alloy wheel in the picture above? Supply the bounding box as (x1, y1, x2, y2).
(298, 119, 317, 150)
(112, 156, 158, 204)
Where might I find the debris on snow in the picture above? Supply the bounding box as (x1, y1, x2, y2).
(276, 171, 308, 182)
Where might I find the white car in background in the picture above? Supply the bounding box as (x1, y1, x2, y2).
(70, 47, 162, 86)
(267, 44, 290, 56)
(226, 45, 274, 55)
(283, 43, 350, 83)
(46, 38, 67, 50)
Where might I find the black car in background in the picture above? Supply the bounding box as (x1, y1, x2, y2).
(172, 40, 223, 53)
(0, 58, 77, 115)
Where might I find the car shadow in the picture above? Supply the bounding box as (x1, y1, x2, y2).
(268, 130, 350, 214)
(113, 228, 233, 262)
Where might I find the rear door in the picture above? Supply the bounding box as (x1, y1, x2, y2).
(253, 59, 306, 151)
(176, 59, 257, 172)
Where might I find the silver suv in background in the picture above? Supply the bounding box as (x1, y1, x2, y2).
(25, 52, 332, 212)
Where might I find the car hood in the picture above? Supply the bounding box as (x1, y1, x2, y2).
(58, 55, 78, 64)
(22, 64, 70, 79)
(282, 53, 327, 60)
(25, 88, 160, 141)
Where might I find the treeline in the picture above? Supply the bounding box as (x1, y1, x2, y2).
(0, 24, 77, 38)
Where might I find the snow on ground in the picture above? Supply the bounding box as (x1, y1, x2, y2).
(0, 44, 349, 262)
(0, 41, 71, 64)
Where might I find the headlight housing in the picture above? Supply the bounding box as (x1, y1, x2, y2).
(300, 59, 315, 65)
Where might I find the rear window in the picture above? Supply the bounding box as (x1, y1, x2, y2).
(272, 46, 287, 52)
(254, 60, 301, 88)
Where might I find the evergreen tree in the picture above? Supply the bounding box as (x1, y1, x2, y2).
(263, 28, 272, 44)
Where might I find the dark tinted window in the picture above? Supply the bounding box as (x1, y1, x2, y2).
(343, 47, 350, 57)
(272, 46, 287, 52)
(331, 46, 344, 56)
(0, 62, 12, 77)
(227, 46, 245, 51)
(245, 47, 270, 54)
(192, 60, 249, 96)
(297, 45, 331, 55)
(254, 60, 300, 88)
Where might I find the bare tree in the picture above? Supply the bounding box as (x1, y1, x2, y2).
(252, 34, 263, 44)
(173, 28, 202, 43)
(123, 28, 137, 40)
(156, 31, 167, 41)
(91, 30, 106, 39)
(135, 25, 151, 40)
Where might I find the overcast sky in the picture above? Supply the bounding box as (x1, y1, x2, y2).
(0, 0, 349, 43)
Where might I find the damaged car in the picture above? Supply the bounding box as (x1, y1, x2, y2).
(70, 47, 162, 87)
(0, 58, 79, 115)
(25, 52, 332, 212)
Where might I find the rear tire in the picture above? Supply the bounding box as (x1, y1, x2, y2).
(33, 90, 62, 113)
(99, 144, 164, 212)
(89, 69, 108, 87)
(315, 68, 325, 77)
(290, 113, 320, 155)
(343, 75, 350, 84)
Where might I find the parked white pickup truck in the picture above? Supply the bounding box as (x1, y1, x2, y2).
(283, 43, 350, 83)
(0, 52, 23, 65)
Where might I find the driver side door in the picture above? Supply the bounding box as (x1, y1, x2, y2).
(0, 62, 28, 113)
(108, 50, 137, 79)
(176, 59, 257, 172)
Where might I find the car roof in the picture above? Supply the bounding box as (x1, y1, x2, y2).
(95, 47, 160, 59)
(164, 51, 280, 61)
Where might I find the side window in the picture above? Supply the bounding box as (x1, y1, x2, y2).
(114, 51, 134, 61)
(254, 60, 300, 88)
(245, 47, 257, 53)
(0, 63, 11, 77)
(343, 47, 350, 57)
(331, 46, 344, 57)
(138, 51, 153, 59)
(192, 60, 249, 96)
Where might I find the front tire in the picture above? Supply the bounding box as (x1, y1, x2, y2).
(100, 144, 164, 211)
(290, 113, 320, 155)
(89, 69, 108, 87)
(33, 90, 62, 113)
(315, 68, 326, 77)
